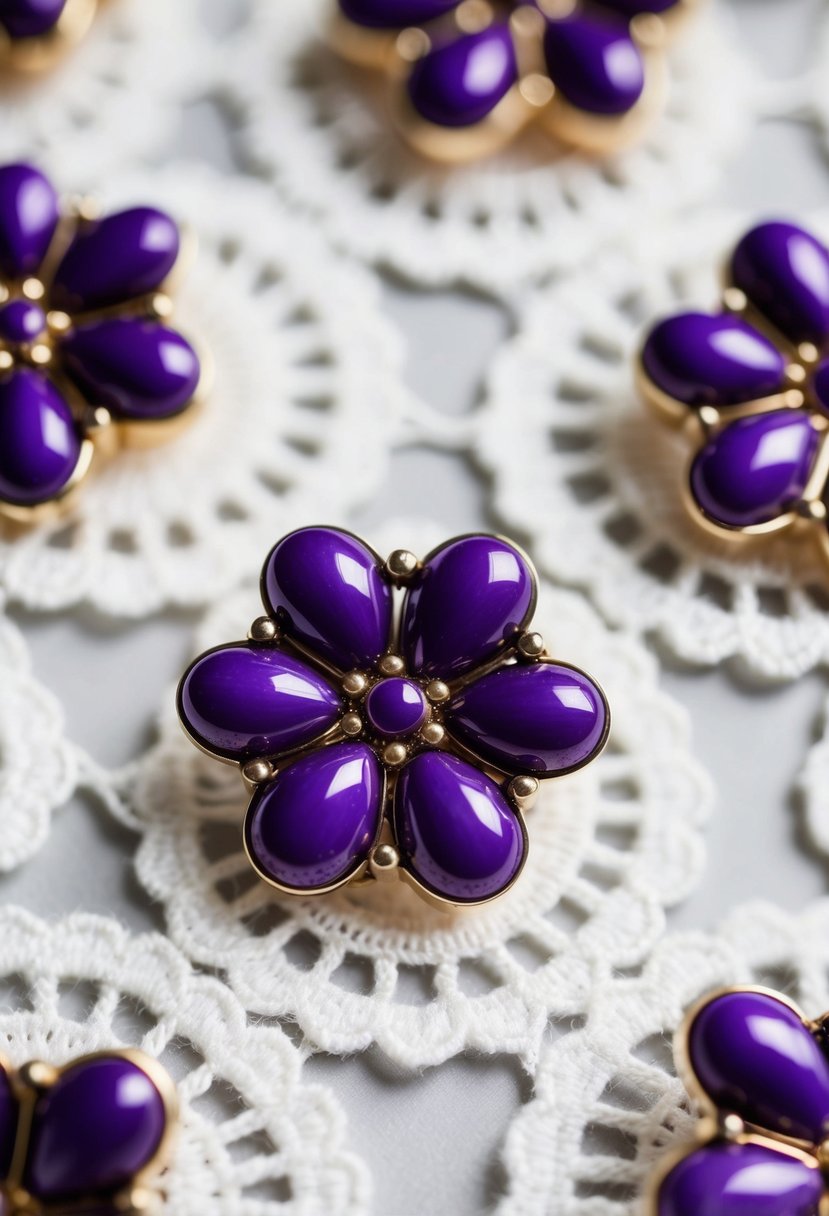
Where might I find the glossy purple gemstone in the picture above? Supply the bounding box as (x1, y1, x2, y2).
(689, 990, 829, 1143)
(25, 1056, 167, 1201)
(642, 312, 787, 408)
(51, 207, 180, 313)
(61, 319, 200, 421)
(0, 1064, 18, 1180)
(731, 221, 829, 347)
(365, 678, 428, 737)
(0, 299, 46, 344)
(338, 0, 458, 27)
(407, 24, 518, 128)
(245, 743, 383, 890)
(657, 1141, 823, 1216)
(0, 163, 59, 280)
(0, 369, 82, 506)
(178, 643, 343, 762)
(0, 0, 67, 38)
(690, 410, 818, 529)
(446, 662, 607, 776)
(394, 751, 524, 902)
(261, 527, 392, 673)
(543, 15, 645, 116)
(402, 535, 535, 680)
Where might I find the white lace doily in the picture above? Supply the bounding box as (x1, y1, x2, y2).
(226, 1, 756, 294)
(0, 0, 214, 177)
(497, 898, 829, 1216)
(0, 606, 76, 871)
(0, 906, 369, 1215)
(477, 212, 829, 681)
(798, 693, 829, 858)
(0, 164, 409, 616)
(114, 519, 712, 1069)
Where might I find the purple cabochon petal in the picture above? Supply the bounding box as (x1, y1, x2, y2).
(339, 0, 459, 27)
(446, 662, 607, 776)
(60, 318, 200, 421)
(0, 1062, 18, 1180)
(51, 207, 180, 313)
(731, 221, 829, 347)
(543, 14, 645, 117)
(688, 990, 829, 1143)
(261, 527, 393, 673)
(0, 0, 67, 38)
(0, 299, 47, 344)
(401, 535, 535, 680)
(25, 1056, 167, 1202)
(0, 369, 82, 506)
(245, 743, 383, 890)
(690, 410, 818, 529)
(394, 751, 525, 902)
(407, 24, 517, 128)
(178, 643, 343, 763)
(365, 678, 428, 737)
(0, 163, 59, 280)
(641, 313, 788, 408)
(658, 1141, 823, 1216)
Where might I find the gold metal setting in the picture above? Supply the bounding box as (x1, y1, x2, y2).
(0, 1047, 178, 1216)
(646, 985, 829, 1214)
(0, 0, 97, 75)
(329, 0, 703, 163)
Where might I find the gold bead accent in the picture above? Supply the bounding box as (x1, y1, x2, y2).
(378, 654, 405, 677)
(425, 679, 450, 704)
(800, 342, 821, 365)
(396, 27, 430, 61)
(29, 343, 52, 366)
(517, 631, 544, 658)
(456, 0, 492, 34)
(519, 74, 555, 109)
(421, 722, 445, 746)
(21, 278, 45, 302)
(386, 549, 419, 580)
(0, 284, 8, 305)
(150, 293, 174, 320)
(509, 775, 539, 804)
(383, 742, 407, 766)
(722, 287, 747, 314)
(370, 843, 399, 873)
(630, 12, 666, 48)
(242, 759, 273, 784)
(341, 712, 363, 737)
(0, 351, 13, 372)
(21, 1060, 58, 1088)
(343, 671, 369, 697)
(248, 616, 278, 642)
(46, 310, 72, 335)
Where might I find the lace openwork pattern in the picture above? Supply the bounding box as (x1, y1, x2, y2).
(0, 165, 408, 616)
(226, 1, 756, 294)
(477, 212, 829, 680)
(0, 907, 369, 1215)
(497, 899, 829, 1216)
(114, 522, 711, 1069)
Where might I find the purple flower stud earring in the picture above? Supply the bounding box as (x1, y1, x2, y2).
(330, 0, 700, 162)
(0, 161, 202, 524)
(0, 0, 97, 73)
(639, 220, 829, 565)
(177, 526, 609, 908)
(651, 986, 829, 1216)
(0, 1048, 177, 1214)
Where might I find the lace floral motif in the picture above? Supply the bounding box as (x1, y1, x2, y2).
(477, 213, 829, 680)
(497, 899, 829, 1216)
(0, 907, 369, 1215)
(227, 0, 755, 292)
(118, 521, 711, 1068)
(0, 166, 407, 616)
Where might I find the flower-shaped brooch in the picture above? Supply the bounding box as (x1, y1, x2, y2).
(0, 0, 97, 73)
(652, 987, 829, 1216)
(640, 220, 829, 565)
(0, 1049, 177, 1214)
(178, 527, 609, 908)
(0, 161, 202, 524)
(331, 0, 700, 161)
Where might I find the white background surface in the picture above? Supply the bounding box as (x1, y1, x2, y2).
(5, 2, 829, 1212)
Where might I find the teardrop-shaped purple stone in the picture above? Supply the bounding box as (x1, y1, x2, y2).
(0, 369, 82, 506)
(446, 662, 608, 776)
(658, 1141, 823, 1216)
(60, 318, 200, 420)
(0, 163, 58, 280)
(690, 410, 818, 529)
(688, 990, 829, 1143)
(261, 527, 392, 673)
(401, 535, 535, 680)
(0, 1063, 18, 1181)
(25, 1056, 167, 1202)
(407, 24, 518, 128)
(339, 0, 458, 27)
(245, 743, 383, 890)
(731, 221, 829, 347)
(394, 751, 525, 902)
(178, 643, 344, 762)
(0, 0, 67, 37)
(543, 15, 645, 116)
(51, 207, 180, 313)
(642, 312, 787, 408)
